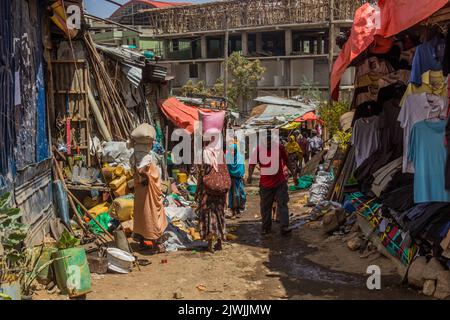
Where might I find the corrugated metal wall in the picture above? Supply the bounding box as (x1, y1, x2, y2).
(1, 0, 54, 245)
(0, 0, 16, 194)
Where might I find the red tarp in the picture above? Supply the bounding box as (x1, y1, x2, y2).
(160, 97, 215, 134)
(294, 111, 321, 123)
(331, 0, 449, 101)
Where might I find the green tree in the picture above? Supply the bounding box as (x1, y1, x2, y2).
(180, 52, 265, 112)
(318, 100, 351, 136)
(225, 52, 265, 111)
(180, 80, 208, 97)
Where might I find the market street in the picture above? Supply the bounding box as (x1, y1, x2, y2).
(34, 189, 425, 300)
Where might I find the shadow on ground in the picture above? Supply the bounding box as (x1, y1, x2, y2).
(229, 190, 428, 300)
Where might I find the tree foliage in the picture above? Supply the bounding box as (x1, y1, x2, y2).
(180, 52, 265, 111)
(318, 100, 351, 135)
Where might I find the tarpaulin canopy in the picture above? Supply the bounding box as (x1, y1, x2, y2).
(280, 122, 301, 130)
(294, 111, 321, 123)
(160, 97, 216, 134)
(331, 0, 449, 101)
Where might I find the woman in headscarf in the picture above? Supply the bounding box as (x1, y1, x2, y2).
(226, 136, 246, 219)
(131, 124, 168, 253)
(285, 135, 303, 185)
(196, 134, 228, 253)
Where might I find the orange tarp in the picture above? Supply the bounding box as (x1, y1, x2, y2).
(160, 97, 215, 134)
(330, 3, 377, 100)
(375, 0, 448, 38)
(294, 111, 321, 123)
(331, 0, 448, 101)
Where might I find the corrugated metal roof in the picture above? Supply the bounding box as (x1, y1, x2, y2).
(254, 96, 316, 108)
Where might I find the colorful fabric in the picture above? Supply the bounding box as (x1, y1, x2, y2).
(226, 143, 245, 178)
(286, 135, 303, 158)
(198, 165, 227, 241)
(133, 162, 168, 241)
(400, 70, 447, 107)
(228, 177, 246, 211)
(409, 37, 445, 86)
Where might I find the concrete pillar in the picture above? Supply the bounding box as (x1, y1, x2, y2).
(241, 32, 248, 56)
(284, 59, 291, 87)
(285, 29, 293, 56)
(201, 35, 207, 59)
(256, 33, 263, 53)
(317, 36, 323, 55)
(163, 39, 170, 60)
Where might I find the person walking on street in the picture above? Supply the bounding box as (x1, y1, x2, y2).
(226, 136, 247, 219)
(297, 132, 311, 164)
(196, 136, 230, 253)
(285, 135, 303, 185)
(308, 130, 323, 158)
(247, 133, 291, 236)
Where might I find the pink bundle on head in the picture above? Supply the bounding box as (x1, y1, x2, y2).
(199, 110, 225, 135)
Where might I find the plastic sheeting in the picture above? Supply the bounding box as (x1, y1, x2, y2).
(309, 170, 334, 205)
(160, 97, 217, 134)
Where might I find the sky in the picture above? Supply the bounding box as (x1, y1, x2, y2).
(84, 0, 211, 18)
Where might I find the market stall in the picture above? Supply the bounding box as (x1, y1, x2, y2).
(327, 0, 450, 299)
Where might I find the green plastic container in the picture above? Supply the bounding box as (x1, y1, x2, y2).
(52, 248, 92, 298)
(36, 247, 58, 285)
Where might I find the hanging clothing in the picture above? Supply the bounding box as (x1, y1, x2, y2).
(408, 120, 450, 203)
(398, 93, 447, 173)
(410, 37, 445, 86)
(355, 57, 394, 78)
(352, 116, 380, 168)
(378, 70, 411, 89)
(400, 70, 448, 106)
(371, 157, 402, 198)
(133, 162, 168, 241)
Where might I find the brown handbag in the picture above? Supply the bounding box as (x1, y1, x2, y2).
(203, 163, 231, 195)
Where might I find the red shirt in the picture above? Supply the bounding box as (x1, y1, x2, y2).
(251, 144, 288, 189)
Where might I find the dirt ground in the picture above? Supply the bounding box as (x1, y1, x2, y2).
(34, 187, 427, 300)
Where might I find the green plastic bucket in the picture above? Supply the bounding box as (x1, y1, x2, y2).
(35, 247, 58, 285)
(52, 248, 92, 298)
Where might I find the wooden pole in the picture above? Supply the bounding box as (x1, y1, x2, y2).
(328, 0, 335, 106)
(52, 156, 114, 241)
(224, 11, 229, 109)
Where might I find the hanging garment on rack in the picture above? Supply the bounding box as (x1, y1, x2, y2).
(399, 93, 447, 173)
(355, 56, 395, 79)
(371, 157, 403, 198)
(443, 26, 450, 77)
(377, 83, 407, 109)
(400, 47, 417, 68)
(352, 101, 382, 126)
(409, 120, 450, 203)
(400, 70, 447, 106)
(378, 70, 411, 89)
(352, 116, 380, 168)
(354, 98, 404, 191)
(445, 114, 450, 190)
(410, 36, 445, 86)
(355, 85, 379, 107)
(402, 202, 450, 238)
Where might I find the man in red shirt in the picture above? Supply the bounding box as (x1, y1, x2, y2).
(247, 132, 291, 236)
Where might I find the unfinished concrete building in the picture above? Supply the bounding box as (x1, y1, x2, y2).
(105, 0, 361, 111)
